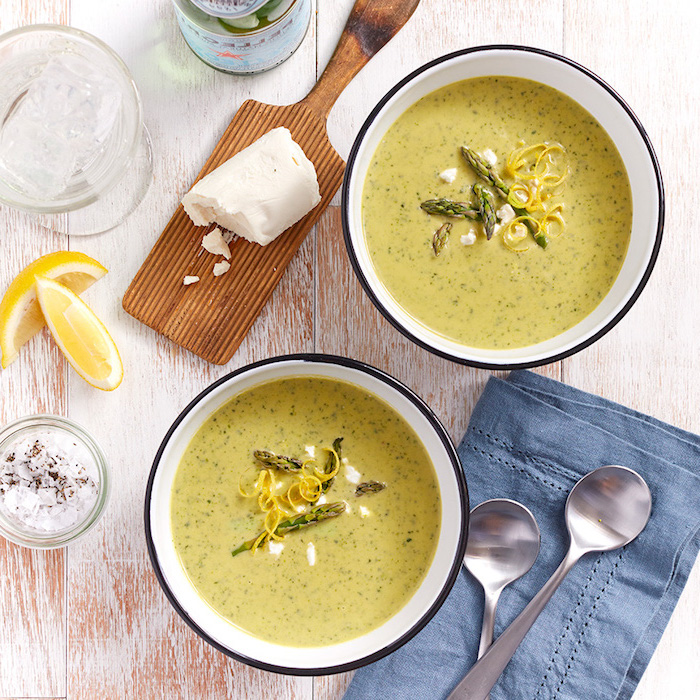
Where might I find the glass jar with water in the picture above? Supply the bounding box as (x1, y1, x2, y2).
(0, 25, 152, 236)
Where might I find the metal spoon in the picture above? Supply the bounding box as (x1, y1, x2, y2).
(449, 465, 652, 700)
(464, 499, 540, 662)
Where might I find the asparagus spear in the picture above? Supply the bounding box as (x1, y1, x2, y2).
(432, 222, 452, 256)
(355, 481, 387, 497)
(473, 183, 497, 240)
(461, 146, 548, 249)
(231, 502, 346, 557)
(320, 437, 343, 495)
(253, 450, 303, 472)
(421, 199, 481, 220)
(460, 146, 509, 197)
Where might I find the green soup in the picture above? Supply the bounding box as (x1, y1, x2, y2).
(362, 76, 632, 349)
(171, 376, 441, 646)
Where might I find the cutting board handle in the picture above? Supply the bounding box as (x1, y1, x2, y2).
(301, 0, 421, 119)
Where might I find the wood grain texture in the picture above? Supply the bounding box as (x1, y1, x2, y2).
(0, 1, 69, 696)
(1, 0, 700, 698)
(559, 2, 700, 698)
(62, 1, 316, 698)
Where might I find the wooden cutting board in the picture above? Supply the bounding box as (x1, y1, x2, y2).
(123, 0, 420, 365)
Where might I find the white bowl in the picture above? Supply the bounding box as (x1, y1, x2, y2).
(342, 46, 664, 368)
(145, 354, 468, 674)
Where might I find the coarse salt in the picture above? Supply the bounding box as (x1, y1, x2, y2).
(0, 430, 99, 533)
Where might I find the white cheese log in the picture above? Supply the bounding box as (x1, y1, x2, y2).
(181, 127, 321, 246)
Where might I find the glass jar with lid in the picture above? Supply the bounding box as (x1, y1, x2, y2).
(172, 0, 312, 75)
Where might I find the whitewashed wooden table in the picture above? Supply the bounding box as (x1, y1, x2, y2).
(1, 1, 698, 697)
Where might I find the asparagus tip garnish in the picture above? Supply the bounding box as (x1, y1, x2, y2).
(432, 222, 452, 256)
(253, 449, 303, 472)
(472, 182, 497, 240)
(355, 481, 387, 497)
(421, 198, 481, 220)
(463, 146, 548, 248)
(231, 502, 346, 558)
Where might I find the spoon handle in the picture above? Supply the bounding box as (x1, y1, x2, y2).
(448, 547, 582, 700)
(477, 588, 500, 659)
(477, 588, 501, 700)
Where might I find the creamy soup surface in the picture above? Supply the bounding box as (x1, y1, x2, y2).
(362, 76, 633, 348)
(171, 376, 441, 646)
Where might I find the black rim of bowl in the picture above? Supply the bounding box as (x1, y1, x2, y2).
(341, 44, 665, 370)
(144, 353, 469, 676)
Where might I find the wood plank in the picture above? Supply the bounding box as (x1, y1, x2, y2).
(62, 1, 317, 698)
(561, 2, 700, 698)
(0, 1, 69, 695)
(314, 0, 565, 694)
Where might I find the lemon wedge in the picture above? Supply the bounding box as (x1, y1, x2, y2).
(0, 251, 108, 368)
(35, 276, 123, 391)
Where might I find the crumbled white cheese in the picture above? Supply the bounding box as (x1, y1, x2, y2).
(344, 464, 362, 485)
(461, 230, 477, 246)
(183, 275, 200, 286)
(213, 261, 230, 277)
(358, 505, 371, 518)
(304, 445, 316, 458)
(268, 540, 285, 556)
(438, 167, 457, 184)
(482, 148, 497, 166)
(306, 542, 316, 566)
(315, 494, 327, 505)
(511, 224, 528, 241)
(201, 227, 231, 259)
(182, 127, 321, 246)
(496, 203, 516, 224)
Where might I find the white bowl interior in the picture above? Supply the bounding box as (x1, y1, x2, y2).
(149, 359, 464, 671)
(345, 49, 661, 365)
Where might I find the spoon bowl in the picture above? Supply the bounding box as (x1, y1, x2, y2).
(465, 500, 540, 590)
(464, 499, 540, 664)
(565, 465, 652, 552)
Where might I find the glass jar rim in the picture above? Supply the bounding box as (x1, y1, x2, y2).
(0, 414, 110, 549)
(189, 0, 269, 19)
(0, 24, 145, 214)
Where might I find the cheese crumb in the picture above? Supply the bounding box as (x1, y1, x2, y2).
(304, 445, 316, 458)
(438, 167, 457, 184)
(482, 148, 497, 166)
(183, 275, 200, 286)
(315, 493, 327, 505)
(511, 224, 528, 241)
(213, 261, 231, 277)
(201, 227, 231, 259)
(496, 204, 516, 224)
(268, 541, 284, 556)
(461, 229, 477, 246)
(306, 542, 316, 566)
(358, 505, 371, 518)
(344, 464, 362, 485)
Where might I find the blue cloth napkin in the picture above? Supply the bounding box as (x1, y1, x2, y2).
(344, 370, 700, 700)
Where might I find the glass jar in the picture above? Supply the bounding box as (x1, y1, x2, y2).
(0, 415, 110, 549)
(172, 0, 312, 74)
(0, 25, 153, 236)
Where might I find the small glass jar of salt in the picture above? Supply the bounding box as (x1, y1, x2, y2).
(0, 415, 109, 548)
